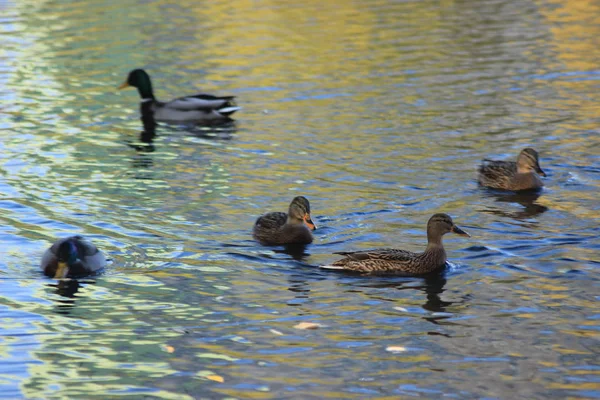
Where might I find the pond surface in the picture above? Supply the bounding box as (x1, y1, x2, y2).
(1, 0, 599, 398)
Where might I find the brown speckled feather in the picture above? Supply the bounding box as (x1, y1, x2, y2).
(334, 248, 413, 262)
(330, 248, 445, 275)
(478, 148, 545, 191)
(253, 197, 315, 246)
(322, 213, 470, 276)
(254, 212, 288, 232)
(478, 160, 517, 189)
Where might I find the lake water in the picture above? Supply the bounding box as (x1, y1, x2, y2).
(1, 0, 599, 398)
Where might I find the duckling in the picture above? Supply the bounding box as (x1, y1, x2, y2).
(118, 69, 240, 123)
(253, 196, 316, 245)
(478, 148, 546, 191)
(40, 236, 106, 279)
(320, 213, 470, 276)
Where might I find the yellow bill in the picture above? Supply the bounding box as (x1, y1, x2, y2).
(54, 261, 69, 279)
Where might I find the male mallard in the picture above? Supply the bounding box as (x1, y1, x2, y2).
(41, 236, 107, 279)
(253, 196, 317, 245)
(478, 148, 546, 191)
(118, 69, 240, 123)
(320, 213, 470, 276)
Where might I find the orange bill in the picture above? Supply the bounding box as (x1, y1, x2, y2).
(304, 214, 316, 231)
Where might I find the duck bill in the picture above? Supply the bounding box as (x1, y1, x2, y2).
(304, 215, 317, 231)
(118, 81, 130, 90)
(536, 166, 546, 177)
(54, 262, 69, 279)
(452, 225, 470, 237)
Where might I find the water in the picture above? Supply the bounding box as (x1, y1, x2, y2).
(1, 0, 599, 398)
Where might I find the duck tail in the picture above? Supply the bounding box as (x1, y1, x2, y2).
(319, 264, 345, 270)
(218, 106, 241, 116)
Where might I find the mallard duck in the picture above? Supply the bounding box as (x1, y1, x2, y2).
(320, 213, 470, 276)
(253, 196, 317, 245)
(478, 148, 546, 191)
(40, 236, 107, 279)
(118, 69, 240, 123)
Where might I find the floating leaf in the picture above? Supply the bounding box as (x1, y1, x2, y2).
(196, 370, 225, 383)
(294, 322, 322, 330)
(165, 345, 175, 353)
(206, 374, 224, 383)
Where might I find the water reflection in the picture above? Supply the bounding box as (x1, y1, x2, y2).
(51, 279, 83, 298)
(125, 101, 237, 154)
(286, 273, 312, 307)
(125, 101, 157, 157)
(46, 279, 97, 315)
(2, 0, 600, 397)
(341, 271, 465, 315)
(276, 244, 311, 261)
(175, 121, 238, 141)
(482, 189, 549, 219)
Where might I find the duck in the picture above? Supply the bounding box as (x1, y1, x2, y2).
(320, 213, 470, 276)
(478, 148, 546, 191)
(40, 236, 107, 279)
(118, 68, 240, 123)
(253, 196, 317, 245)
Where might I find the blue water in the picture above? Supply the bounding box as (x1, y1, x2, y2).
(0, 0, 599, 398)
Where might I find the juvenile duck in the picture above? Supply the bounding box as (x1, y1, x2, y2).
(320, 213, 469, 276)
(119, 69, 240, 123)
(41, 236, 107, 279)
(478, 148, 546, 191)
(253, 196, 316, 245)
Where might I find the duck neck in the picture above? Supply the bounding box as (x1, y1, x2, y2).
(423, 235, 447, 266)
(286, 216, 304, 226)
(516, 165, 531, 174)
(136, 75, 155, 100)
(426, 230, 444, 247)
(512, 171, 542, 190)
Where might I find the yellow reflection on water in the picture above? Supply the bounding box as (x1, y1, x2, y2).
(537, 0, 600, 130)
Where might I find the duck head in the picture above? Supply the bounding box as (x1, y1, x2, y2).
(118, 69, 155, 99)
(288, 196, 316, 230)
(427, 213, 470, 243)
(54, 239, 80, 279)
(516, 148, 546, 177)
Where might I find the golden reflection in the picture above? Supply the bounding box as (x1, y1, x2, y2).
(537, 0, 600, 131)
(538, 0, 600, 71)
(1, 0, 599, 398)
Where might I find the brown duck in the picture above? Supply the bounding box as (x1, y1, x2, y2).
(320, 213, 469, 276)
(253, 196, 316, 245)
(478, 148, 546, 191)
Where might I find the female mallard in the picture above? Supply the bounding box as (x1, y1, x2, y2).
(478, 148, 546, 191)
(320, 213, 470, 276)
(118, 69, 240, 123)
(41, 236, 107, 279)
(253, 196, 317, 245)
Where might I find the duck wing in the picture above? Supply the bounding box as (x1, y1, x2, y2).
(478, 160, 516, 188)
(254, 212, 288, 231)
(164, 94, 237, 111)
(253, 212, 289, 245)
(333, 248, 414, 261)
(322, 248, 420, 274)
(72, 236, 102, 257)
